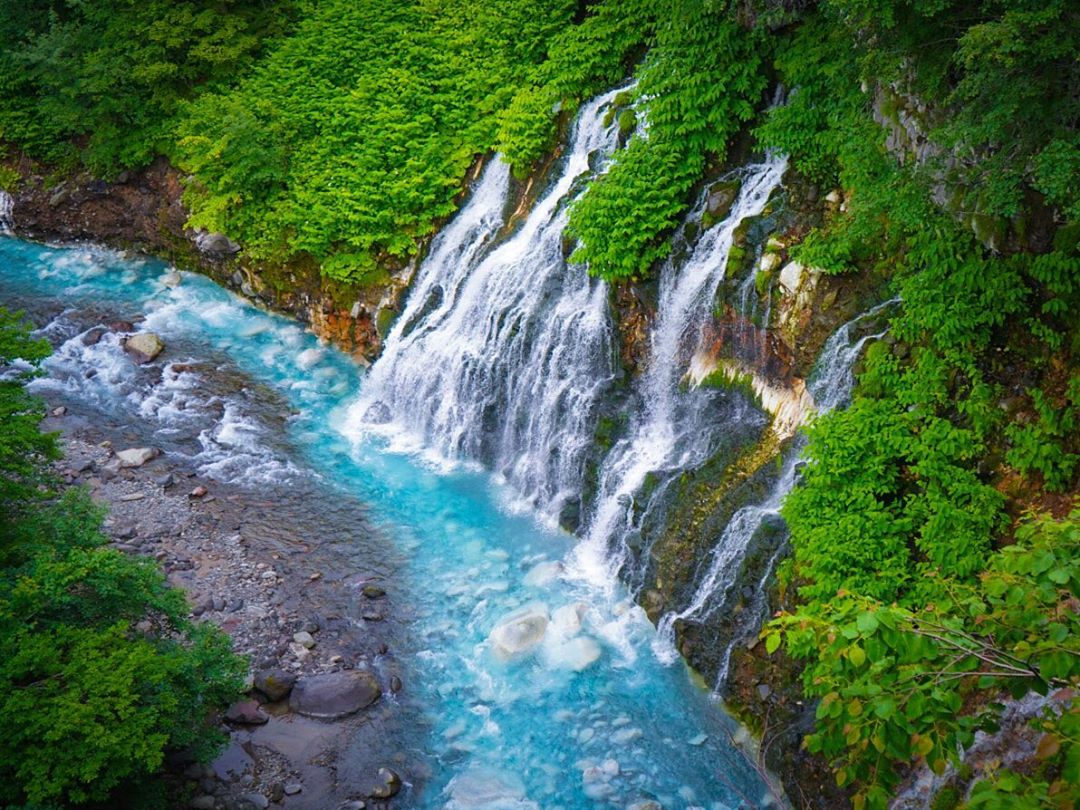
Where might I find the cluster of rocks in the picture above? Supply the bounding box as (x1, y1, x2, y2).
(48, 412, 409, 809)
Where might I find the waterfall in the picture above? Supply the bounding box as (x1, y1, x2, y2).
(0, 191, 13, 234)
(651, 298, 901, 685)
(566, 156, 788, 594)
(350, 89, 627, 521)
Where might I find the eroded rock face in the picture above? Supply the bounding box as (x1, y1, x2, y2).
(488, 603, 549, 661)
(124, 332, 165, 363)
(289, 670, 381, 719)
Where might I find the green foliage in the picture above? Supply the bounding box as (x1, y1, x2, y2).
(176, 0, 584, 278)
(0, 0, 289, 175)
(0, 308, 59, 555)
(567, 8, 767, 280)
(765, 509, 1080, 810)
(0, 313, 244, 807)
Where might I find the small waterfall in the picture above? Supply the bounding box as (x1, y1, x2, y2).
(0, 191, 13, 234)
(567, 156, 788, 593)
(651, 298, 901, 685)
(351, 88, 626, 521)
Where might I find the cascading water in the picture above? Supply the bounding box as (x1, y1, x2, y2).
(652, 298, 901, 685)
(0, 191, 13, 234)
(567, 155, 788, 594)
(350, 88, 625, 522)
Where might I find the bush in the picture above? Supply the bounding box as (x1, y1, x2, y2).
(0, 309, 244, 807)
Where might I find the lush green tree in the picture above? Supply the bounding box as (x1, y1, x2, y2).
(0, 311, 244, 806)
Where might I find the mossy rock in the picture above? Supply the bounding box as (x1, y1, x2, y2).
(375, 306, 396, 338)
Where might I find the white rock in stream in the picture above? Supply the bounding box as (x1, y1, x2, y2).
(160, 270, 182, 288)
(115, 447, 158, 467)
(488, 603, 549, 661)
(444, 766, 538, 810)
(551, 602, 588, 637)
(522, 560, 562, 587)
(546, 636, 602, 671)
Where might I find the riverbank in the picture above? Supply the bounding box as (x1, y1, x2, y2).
(39, 365, 413, 809)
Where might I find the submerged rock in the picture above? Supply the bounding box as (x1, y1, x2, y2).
(124, 332, 165, 363)
(289, 670, 381, 719)
(547, 636, 602, 672)
(488, 603, 549, 661)
(444, 767, 537, 810)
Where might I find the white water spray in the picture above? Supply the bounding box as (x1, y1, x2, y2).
(567, 156, 788, 594)
(0, 191, 13, 234)
(350, 88, 628, 521)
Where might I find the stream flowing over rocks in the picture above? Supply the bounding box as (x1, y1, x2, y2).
(0, 81, 901, 809)
(1, 235, 786, 809)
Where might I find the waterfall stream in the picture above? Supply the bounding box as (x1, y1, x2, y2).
(350, 88, 625, 523)
(652, 298, 901, 684)
(567, 156, 788, 595)
(0, 191, 13, 234)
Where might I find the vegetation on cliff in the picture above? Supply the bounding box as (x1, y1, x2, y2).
(0, 310, 243, 807)
(1, 1, 1078, 807)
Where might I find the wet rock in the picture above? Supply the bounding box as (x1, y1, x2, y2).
(389, 676, 402, 693)
(254, 668, 296, 701)
(369, 768, 401, 799)
(110, 320, 135, 333)
(362, 584, 386, 599)
(551, 602, 588, 637)
(547, 636, 602, 671)
(488, 603, 549, 661)
(339, 802, 366, 810)
(82, 326, 107, 346)
(189, 797, 216, 810)
(153, 473, 174, 487)
(268, 783, 284, 803)
(446, 768, 527, 808)
(522, 560, 562, 587)
(706, 180, 741, 223)
(116, 447, 159, 467)
(240, 793, 269, 810)
(225, 700, 268, 725)
(161, 270, 182, 288)
(124, 332, 165, 363)
(289, 670, 382, 719)
(627, 802, 662, 810)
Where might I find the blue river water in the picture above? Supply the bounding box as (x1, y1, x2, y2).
(0, 236, 778, 809)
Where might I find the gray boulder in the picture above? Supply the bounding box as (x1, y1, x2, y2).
(195, 231, 241, 257)
(124, 332, 165, 363)
(289, 671, 381, 719)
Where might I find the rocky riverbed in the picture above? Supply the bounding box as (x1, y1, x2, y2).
(41, 367, 417, 810)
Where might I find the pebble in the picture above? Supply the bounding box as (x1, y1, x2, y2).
(52, 406, 67, 417)
(119, 492, 146, 501)
(362, 584, 385, 599)
(241, 793, 269, 810)
(293, 630, 316, 648)
(284, 783, 302, 796)
(190, 485, 208, 498)
(369, 767, 401, 799)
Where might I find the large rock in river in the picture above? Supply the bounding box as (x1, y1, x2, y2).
(488, 603, 549, 661)
(124, 332, 165, 363)
(289, 670, 381, 719)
